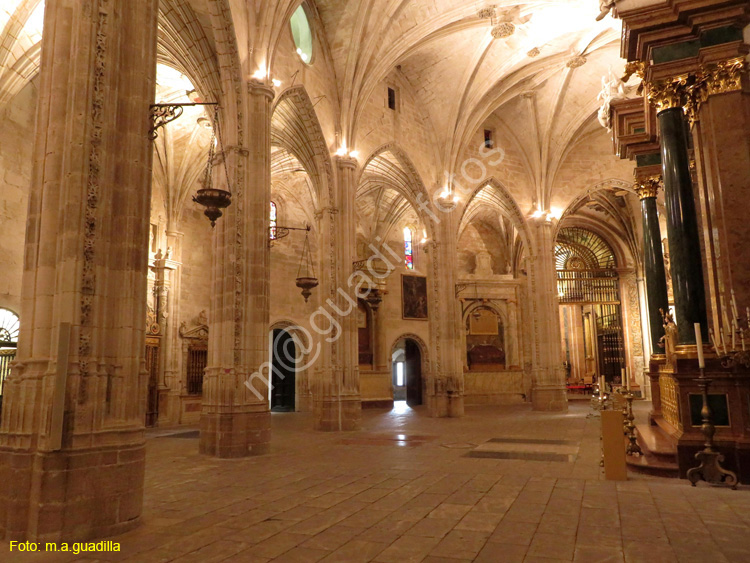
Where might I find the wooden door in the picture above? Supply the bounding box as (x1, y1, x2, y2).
(405, 339, 422, 407)
(271, 329, 296, 411)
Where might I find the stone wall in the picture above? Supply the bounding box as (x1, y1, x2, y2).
(0, 80, 35, 314)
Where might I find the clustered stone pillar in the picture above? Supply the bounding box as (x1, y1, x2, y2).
(528, 219, 568, 411)
(657, 106, 708, 344)
(200, 80, 274, 456)
(312, 155, 362, 430)
(430, 214, 464, 418)
(0, 0, 158, 541)
(634, 176, 670, 351)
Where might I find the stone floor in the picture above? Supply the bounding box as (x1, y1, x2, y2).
(5, 402, 750, 562)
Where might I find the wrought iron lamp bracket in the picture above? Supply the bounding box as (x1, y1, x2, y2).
(269, 224, 310, 248)
(149, 102, 218, 140)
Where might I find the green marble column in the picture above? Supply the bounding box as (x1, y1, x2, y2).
(636, 178, 670, 351)
(658, 107, 707, 344)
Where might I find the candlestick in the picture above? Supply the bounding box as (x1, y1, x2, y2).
(694, 323, 705, 368)
(731, 290, 739, 321)
(741, 328, 746, 352)
(732, 319, 737, 350)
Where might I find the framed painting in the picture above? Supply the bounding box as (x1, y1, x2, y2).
(402, 274, 428, 320)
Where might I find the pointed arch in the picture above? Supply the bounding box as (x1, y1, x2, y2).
(272, 84, 334, 206)
(457, 177, 530, 249)
(358, 143, 437, 240)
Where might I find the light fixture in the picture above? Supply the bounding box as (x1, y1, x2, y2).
(295, 228, 318, 302)
(272, 78, 282, 88)
(252, 64, 267, 80)
(348, 150, 359, 159)
(192, 107, 232, 227)
(336, 145, 348, 156)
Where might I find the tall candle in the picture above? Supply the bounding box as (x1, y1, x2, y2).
(731, 290, 739, 320)
(732, 318, 737, 350)
(621, 367, 626, 388)
(626, 367, 631, 391)
(709, 328, 719, 355)
(694, 323, 705, 369)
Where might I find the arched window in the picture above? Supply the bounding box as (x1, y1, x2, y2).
(270, 201, 278, 240)
(290, 4, 313, 64)
(0, 308, 19, 403)
(403, 227, 414, 270)
(0, 308, 19, 349)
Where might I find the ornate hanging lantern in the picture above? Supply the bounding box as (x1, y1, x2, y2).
(193, 107, 232, 227)
(295, 229, 318, 302)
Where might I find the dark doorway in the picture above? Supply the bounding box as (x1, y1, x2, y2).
(404, 339, 423, 407)
(271, 329, 296, 412)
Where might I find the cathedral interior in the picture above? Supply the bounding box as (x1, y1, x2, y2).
(1, 0, 750, 560)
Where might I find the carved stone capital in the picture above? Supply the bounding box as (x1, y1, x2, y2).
(335, 155, 358, 170)
(248, 79, 275, 101)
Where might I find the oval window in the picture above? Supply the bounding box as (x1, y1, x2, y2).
(290, 4, 313, 64)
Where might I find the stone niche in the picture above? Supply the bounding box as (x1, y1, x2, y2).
(459, 278, 527, 405)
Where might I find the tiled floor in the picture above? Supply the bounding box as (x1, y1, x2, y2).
(4, 402, 750, 562)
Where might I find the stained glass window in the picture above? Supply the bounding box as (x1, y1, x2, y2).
(403, 227, 414, 270)
(270, 201, 277, 240)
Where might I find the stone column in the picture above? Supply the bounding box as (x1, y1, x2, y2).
(150, 254, 178, 423)
(161, 229, 183, 423)
(635, 176, 670, 351)
(0, 0, 158, 541)
(429, 212, 464, 418)
(528, 219, 568, 411)
(654, 104, 708, 344)
(312, 156, 361, 430)
(199, 80, 273, 456)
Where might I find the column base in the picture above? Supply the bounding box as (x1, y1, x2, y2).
(199, 410, 271, 457)
(0, 443, 145, 542)
(531, 386, 568, 412)
(427, 393, 464, 418)
(313, 397, 361, 431)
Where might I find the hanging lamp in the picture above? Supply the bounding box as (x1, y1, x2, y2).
(193, 107, 232, 227)
(295, 228, 318, 302)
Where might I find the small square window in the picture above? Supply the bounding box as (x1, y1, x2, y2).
(388, 87, 397, 110)
(484, 129, 494, 149)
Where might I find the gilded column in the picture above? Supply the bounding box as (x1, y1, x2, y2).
(635, 176, 670, 351)
(0, 0, 158, 541)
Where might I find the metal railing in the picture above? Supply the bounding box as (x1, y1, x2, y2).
(557, 269, 619, 304)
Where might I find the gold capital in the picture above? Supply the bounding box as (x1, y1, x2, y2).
(705, 57, 747, 96)
(634, 175, 662, 200)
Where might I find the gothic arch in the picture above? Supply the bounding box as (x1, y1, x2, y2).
(359, 143, 437, 239)
(457, 177, 530, 250)
(272, 84, 334, 207)
(389, 333, 431, 374)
